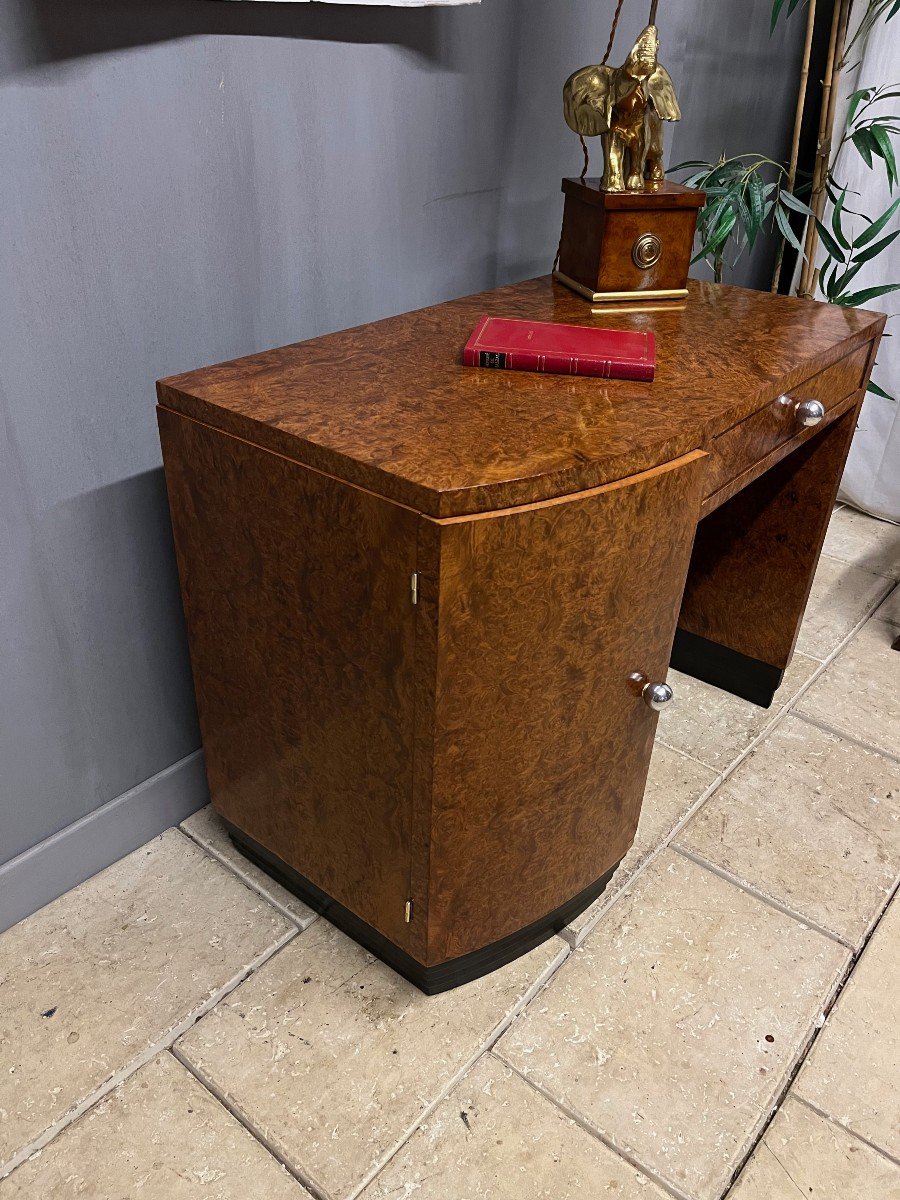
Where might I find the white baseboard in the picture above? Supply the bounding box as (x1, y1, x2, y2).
(0, 751, 209, 934)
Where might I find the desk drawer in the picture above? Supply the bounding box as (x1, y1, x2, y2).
(705, 343, 869, 498)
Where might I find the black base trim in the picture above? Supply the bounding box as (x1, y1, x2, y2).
(222, 819, 621, 994)
(671, 628, 784, 708)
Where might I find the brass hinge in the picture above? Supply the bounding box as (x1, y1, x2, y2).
(404, 899, 413, 923)
(410, 572, 418, 606)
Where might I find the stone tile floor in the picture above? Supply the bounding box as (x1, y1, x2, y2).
(1, 505, 898, 1200)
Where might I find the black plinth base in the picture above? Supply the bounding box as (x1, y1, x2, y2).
(223, 818, 621, 994)
(671, 628, 784, 708)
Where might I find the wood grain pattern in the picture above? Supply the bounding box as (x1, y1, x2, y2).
(678, 400, 864, 671)
(157, 277, 884, 518)
(156, 277, 885, 987)
(558, 177, 703, 297)
(158, 407, 419, 950)
(421, 451, 707, 964)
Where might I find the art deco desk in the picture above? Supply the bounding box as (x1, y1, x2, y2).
(157, 279, 884, 993)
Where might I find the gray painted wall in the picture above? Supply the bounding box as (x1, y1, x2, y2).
(1, 1, 804, 906)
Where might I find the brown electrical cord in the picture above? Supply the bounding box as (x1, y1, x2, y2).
(578, 134, 590, 182)
(601, 0, 628, 65)
(554, 0, 629, 270)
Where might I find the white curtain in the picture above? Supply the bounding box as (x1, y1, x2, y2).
(832, 6, 900, 521)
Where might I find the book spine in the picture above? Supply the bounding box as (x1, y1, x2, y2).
(466, 347, 654, 382)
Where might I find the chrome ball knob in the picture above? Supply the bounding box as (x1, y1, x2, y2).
(795, 398, 825, 427)
(642, 681, 674, 711)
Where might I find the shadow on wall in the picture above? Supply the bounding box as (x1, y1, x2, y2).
(9, 0, 446, 72)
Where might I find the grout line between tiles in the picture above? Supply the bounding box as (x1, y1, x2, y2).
(569, 639, 847, 950)
(789, 1094, 900, 1169)
(178, 823, 320, 931)
(169, 1046, 329, 1200)
(493, 1052, 694, 1200)
(790, 709, 900, 766)
(718, 878, 900, 1197)
(562, 768, 725, 947)
(654, 741, 718, 772)
(0, 926, 300, 1184)
(571, 655, 837, 947)
(343, 939, 571, 1200)
(670, 844, 854, 949)
(585, 571, 900, 955)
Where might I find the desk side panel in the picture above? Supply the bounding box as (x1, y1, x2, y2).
(424, 452, 707, 965)
(157, 409, 419, 950)
(676, 394, 866, 698)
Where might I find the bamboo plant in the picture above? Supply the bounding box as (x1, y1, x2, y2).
(672, 0, 899, 397)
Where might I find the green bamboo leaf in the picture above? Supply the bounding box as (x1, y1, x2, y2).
(867, 379, 895, 400)
(748, 171, 765, 235)
(736, 193, 752, 240)
(869, 124, 898, 189)
(831, 187, 851, 248)
(847, 88, 873, 125)
(775, 203, 805, 257)
(855, 195, 900, 246)
(780, 188, 816, 218)
(814, 217, 845, 261)
(770, 0, 787, 32)
(835, 282, 900, 307)
(852, 128, 875, 168)
(707, 207, 737, 255)
(851, 228, 900, 264)
(822, 259, 841, 300)
(831, 260, 866, 296)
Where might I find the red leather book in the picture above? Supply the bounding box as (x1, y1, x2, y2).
(463, 315, 655, 381)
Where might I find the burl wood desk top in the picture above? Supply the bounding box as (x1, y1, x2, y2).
(158, 277, 883, 518)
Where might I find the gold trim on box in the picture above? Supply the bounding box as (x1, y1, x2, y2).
(553, 270, 688, 303)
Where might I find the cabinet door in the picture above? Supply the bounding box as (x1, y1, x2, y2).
(424, 451, 706, 964)
(158, 408, 419, 950)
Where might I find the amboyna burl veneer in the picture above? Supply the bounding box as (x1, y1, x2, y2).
(157, 277, 884, 992)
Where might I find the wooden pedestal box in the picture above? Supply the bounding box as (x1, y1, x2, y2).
(555, 177, 705, 303)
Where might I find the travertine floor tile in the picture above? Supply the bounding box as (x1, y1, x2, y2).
(798, 612, 900, 760)
(361, 1054, 669, 1200)
(795, 893, 900, 1159)
(877, 584, 900, 626)
(795, 555, 892, 660)
(565, 743, 719, 943)
(0, 1053, 305, 1199)
(0, 830, 292, 1171)
(181, 806, 317, 927)
(495, 850, 848, 1200)
(657, 653, 817, 771)
(176, 919, 567, 1200)
(823, 506, 900, 580)
(677, 716, 900, 947)
(728, 1095, 900, 1200)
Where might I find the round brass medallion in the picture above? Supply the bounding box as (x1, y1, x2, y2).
(632, 232, 662, 270)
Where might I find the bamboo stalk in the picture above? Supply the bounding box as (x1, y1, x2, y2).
(797, 0, 852, 298)
(771, 0, 817, 292)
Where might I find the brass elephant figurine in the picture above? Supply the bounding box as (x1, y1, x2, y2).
(564, 25, 681, 193)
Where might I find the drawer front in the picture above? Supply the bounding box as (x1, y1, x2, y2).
(706, 343, 870, 498)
